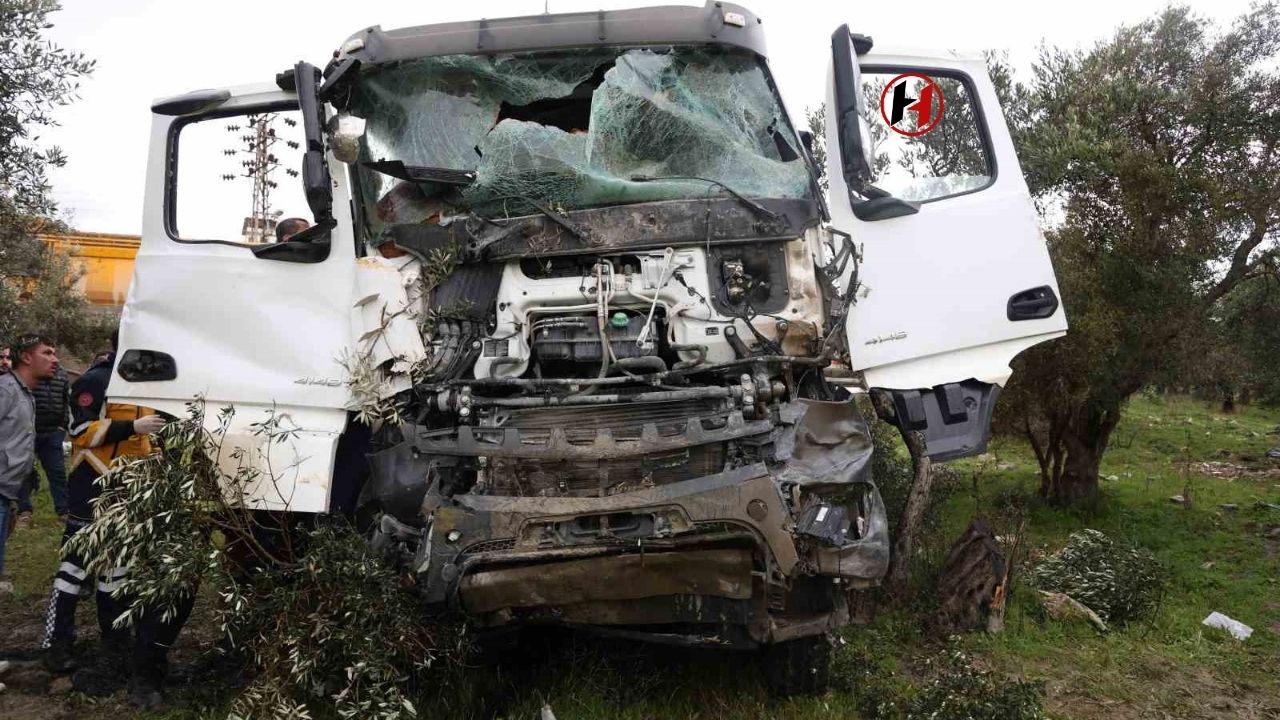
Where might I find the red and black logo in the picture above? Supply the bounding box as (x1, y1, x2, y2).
(879, 73, 945, 137)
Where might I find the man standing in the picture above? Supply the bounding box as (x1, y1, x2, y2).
(0, 335, 59, 593)
(14, 363, 72, 528)
(39, 331, 180, 708)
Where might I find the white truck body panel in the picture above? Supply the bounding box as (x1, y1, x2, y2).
(825, 52, 1067, 391)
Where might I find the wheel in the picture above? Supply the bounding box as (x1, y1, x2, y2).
(759, 634, 832, 697)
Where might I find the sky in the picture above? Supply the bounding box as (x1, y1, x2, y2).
(44, 0, 1255, 235)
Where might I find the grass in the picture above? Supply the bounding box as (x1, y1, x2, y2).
(1, 393, 1277, 719)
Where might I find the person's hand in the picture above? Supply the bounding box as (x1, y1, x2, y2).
(133, 414, 167, 435)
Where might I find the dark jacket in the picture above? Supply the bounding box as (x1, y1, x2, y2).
(32, 367, 71, 434)
(68, 352, 155, 477)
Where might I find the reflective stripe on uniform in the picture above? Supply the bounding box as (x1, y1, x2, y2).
(54, 578, 81, 595)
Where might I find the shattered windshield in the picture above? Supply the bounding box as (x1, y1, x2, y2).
(350, 47, 811, 235)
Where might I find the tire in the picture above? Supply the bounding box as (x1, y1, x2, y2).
(759, 634, 832, 697)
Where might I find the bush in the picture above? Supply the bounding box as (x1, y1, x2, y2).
(1028, 529, 1167, 623)
(907, 648, 1044, 720)
(830, 637, 1044, 720)
(69, 401, 458, 720)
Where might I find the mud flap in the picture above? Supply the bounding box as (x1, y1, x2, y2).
(873, 380, 999, 461)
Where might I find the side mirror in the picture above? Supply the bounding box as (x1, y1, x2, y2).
(293, 61, 333, 224)
(830, 26, 873, 195)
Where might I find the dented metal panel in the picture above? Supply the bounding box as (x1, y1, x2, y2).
(459, 549, 753, 614)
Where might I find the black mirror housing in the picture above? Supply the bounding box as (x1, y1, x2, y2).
(293, 61, 333, 225)
(830, 25, 873, 195)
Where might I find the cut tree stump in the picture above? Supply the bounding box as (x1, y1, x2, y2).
(936, 517, 1007, 632)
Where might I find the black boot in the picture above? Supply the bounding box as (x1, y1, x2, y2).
(71, 637, 131, 696)
(128, 644, 169, 709)
(41, 637, 77, 674)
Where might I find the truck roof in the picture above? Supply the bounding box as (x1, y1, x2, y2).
(337, 1, 769, 66)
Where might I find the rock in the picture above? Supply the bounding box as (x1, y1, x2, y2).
(1201, 561, 1215, 570)
(1104, 474, 1120, 482)
(48, 676, 73, 695)
(1170, 495, 1186, 504)
(1203, 611, 1253, 640)
(0, 660, 8, 676)
(1267, 447, 1280, 459)
(1039, 590, 1108, 632)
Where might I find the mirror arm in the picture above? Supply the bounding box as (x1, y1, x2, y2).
(294, 61, 333, 225)
(851, 195, 920, 222)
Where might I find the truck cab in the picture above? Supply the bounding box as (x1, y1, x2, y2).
(112, 1, 1064, 689)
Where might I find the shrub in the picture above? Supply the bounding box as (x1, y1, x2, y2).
(907, 647, 1044, 720)
(68, 401, 457, 720)
(1028, 529, 1167, 623)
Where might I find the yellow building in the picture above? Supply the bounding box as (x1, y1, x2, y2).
(37, 231, 139, 310)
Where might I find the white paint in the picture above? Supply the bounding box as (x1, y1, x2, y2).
(824, 51, 1068, 391)
(109, 84, 358, 513)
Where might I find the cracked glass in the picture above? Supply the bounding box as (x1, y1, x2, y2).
(350, 47, 811, 237)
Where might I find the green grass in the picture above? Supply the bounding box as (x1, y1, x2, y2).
(2, 394, 1277, 719)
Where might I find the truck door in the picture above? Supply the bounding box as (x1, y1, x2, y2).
(824, 29, 1068, 459)
(109, 71, 357, 512)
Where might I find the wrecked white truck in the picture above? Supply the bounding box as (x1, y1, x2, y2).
(109, 1, 1065, 692)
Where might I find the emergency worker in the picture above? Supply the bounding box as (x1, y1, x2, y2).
(39, 331, 186, 708)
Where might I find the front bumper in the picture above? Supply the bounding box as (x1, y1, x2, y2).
(413, 462, 889, 646)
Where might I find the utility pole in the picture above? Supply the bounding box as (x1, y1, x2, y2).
(222, 114, 300, 242)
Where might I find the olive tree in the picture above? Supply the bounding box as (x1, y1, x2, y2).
(999, 4, 1280, 504)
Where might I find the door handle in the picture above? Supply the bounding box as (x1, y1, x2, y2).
(117, 349, 177, 382)
(1007, 286, 1059, 321)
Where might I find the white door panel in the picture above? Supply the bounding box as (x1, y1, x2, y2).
(112, 84, 357, 511)
(823, 32, 1066, 458)
(826, 51, 1067, 391)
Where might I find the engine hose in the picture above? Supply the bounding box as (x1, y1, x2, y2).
(612, 355, 668, 374)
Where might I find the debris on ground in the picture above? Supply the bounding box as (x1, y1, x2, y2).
(1039, 590, 1108, 632)
(1201, 561, 1216, 570)
(1202, 612, 1253, 640)
(1029, 529, 1167, 624)
(1267, 447, 1280, 459)
(936, 518, 1008, 632)
(541, 702, 558, 720)
(1190, 460, 1280, 478)
(1220, 503, 1239, 511)
(1170, 495, 1186, 504)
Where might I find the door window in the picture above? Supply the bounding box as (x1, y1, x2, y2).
(859, 72, 992, 203)
(171, 109, 312, 244)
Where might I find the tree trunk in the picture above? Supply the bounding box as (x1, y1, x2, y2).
(885, 429, 932, 599)
(1042, 402, 1121, 506)
(1050, 439, 1103, 505)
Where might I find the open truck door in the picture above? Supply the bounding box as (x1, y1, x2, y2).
(824, 29, 1067, 460)
(108, 65, 357, 512)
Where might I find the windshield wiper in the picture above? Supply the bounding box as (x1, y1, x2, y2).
(363, 160, 476, 186)
(629, 174, 783, 223)
(472, 193, 590, 243)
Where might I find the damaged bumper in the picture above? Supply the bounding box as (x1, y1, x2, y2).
(407, 458, 889, 647)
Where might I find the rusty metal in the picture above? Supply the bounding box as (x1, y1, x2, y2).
(459, 548, 754, 614)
